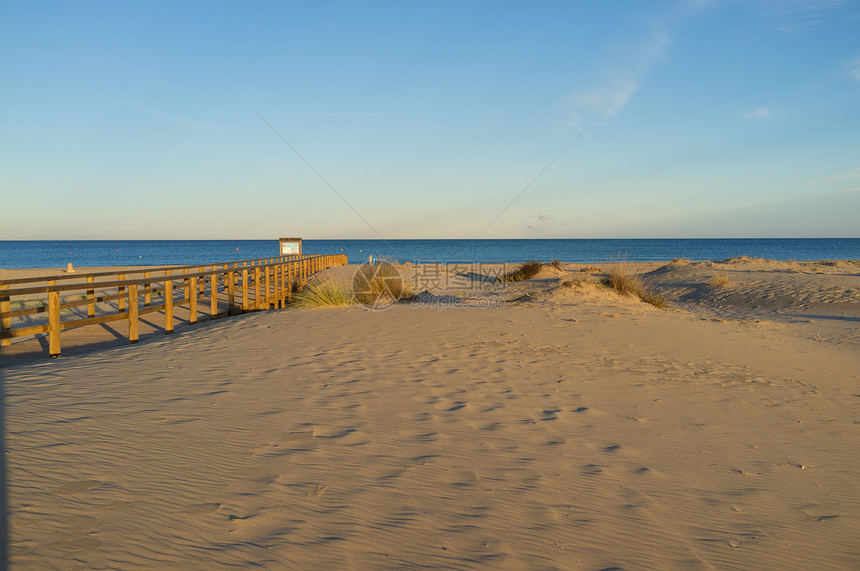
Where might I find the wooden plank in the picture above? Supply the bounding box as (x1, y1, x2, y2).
(242, 267, 248, 312)
(48, 287, 61, 357)
(87, 276, 95, 317)
(254, 266, 261, 310)
(0, 323, 49, 339)
(0, 283, 10, 346)
(118, 273, 126, 311)
(286, 260, 293, 303)
(138, 303, 166, 317)
(128, 284, 139, 343)
(210, 273, 218, 317)
(228, 270, 236, 315)
(144, 271, 151, 307)
(164, 272, 174, 334)
(189, 276, 198, 324)
(64, 311, 129, 329)
(280, 263, 286, 308)
(262, 265, 269, 309)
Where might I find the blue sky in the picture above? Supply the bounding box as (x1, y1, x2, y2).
(1, 0, 858, 239)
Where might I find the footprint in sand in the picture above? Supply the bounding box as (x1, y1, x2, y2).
(306, 484, 328, 499)
(583, 464, 608, 475)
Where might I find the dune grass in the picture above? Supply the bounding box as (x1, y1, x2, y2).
(498, 260, 544, 282)
(292, 281, 354, 308)
(549, 259, 563, 270)
(709, 273, 733, 288)
(602, 267, 667, 309)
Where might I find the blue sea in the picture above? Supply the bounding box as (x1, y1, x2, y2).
(0, 239, 857, 269)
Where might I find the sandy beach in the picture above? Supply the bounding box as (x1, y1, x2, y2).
(2, 258, 858, 569)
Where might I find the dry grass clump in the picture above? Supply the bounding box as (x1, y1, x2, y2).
(292, 281, 354, 308)
(603, 269, 645, 297)
(709, 273, 733, 288)
(498, 260, 544, 282)
(549, 259, 563, 270)
(353, 263, 412, 304)
(602, 268, 667, 309)
(641, 290, 668, 309)
(580, 266, 602, 273)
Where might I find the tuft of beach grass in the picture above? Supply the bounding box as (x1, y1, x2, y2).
(709, 273, 733, 288)
(292, 281, 354, 308)
(498, 260, 544, 283)
(602, 267, 667, 309)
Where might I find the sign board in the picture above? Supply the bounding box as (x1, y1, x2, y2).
(279, 237, 302, 255)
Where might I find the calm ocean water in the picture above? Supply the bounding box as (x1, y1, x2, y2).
(1, 239, 858, 269)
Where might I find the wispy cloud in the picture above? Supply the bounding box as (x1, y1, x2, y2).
(742, 106, 772, 119)
(526, 214, 555, 230)
(755, 0, 845, 33)
(850, 56, 860, 81)
(565, 1, 710, 124)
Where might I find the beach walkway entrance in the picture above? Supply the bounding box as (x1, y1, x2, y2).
(0, 254, 347, 360)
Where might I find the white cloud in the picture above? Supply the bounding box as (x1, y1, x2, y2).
(742, 106, 772, 119)
(850, 56, 860, 81)
(526, 214, 555, 230)
(565, 1, 710, 124)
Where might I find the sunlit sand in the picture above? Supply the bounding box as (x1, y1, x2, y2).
(3, 259, 858, 568)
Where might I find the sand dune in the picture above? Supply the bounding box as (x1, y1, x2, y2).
(3, 259, 858, 568)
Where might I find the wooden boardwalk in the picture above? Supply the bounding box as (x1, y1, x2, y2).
(0, 254, 347, 361)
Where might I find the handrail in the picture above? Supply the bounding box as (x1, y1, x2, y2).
(0, 254, 310, 286)
(0, 253, 349, 357)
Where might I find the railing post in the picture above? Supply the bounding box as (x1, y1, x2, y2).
(210, 272, 218, 318)
(144, 271, 151, 307)
(164, 271, 174, 334)
(86, 276, 95, 317)
(286, 259, 293, 302)
(254, 266, 261, 310)
(242, 266, 248, 311)
(189, 276, 198, 324)
(272, 263, 279, 309)
(128, 284, 139, 344)
(280, 263, 286, 308)
(228, 269, 236, 315)
(48, 283, 60, 357)
(0, 284, 10, 347)
(264, 265, 271, 309)
(184, 268, 190, 302)
(118, 273, 126, 311)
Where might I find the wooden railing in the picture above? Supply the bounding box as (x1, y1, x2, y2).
(0, 254, 348, 358)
